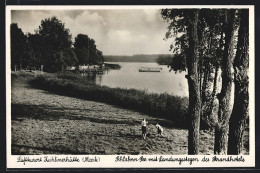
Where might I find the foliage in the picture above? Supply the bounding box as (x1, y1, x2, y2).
(104, 54, 159, 62)
(37, 16, 72, 51)
(161, 9, 237, 130)
(156, 54, 173, 65)
(30, 73, 189, 128)
(74, 34, 104, 65)
(74, 48, 88, 65)
(35, 17, 72, 72)
(161, 9, 227, 72)
(168, 54, 186, 73)
(162, 9, 202, 154)
(11, 23, 27, 70)
(161, 8, 249, 154)
(11, 17, 104, 73)
(61, 48, 78, 67)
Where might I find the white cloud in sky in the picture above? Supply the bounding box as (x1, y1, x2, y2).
(11, 9, 173, 55)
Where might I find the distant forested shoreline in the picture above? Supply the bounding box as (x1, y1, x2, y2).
(104, 54, 173, 63)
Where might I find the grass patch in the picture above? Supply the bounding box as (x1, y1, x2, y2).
(28, 72, 189, 128)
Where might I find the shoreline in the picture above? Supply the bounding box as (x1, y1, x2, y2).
(28, 71, 189, 128)
(10, 72, 216, 155)
(10, 71, 249, 155)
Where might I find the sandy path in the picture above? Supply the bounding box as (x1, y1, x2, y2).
(11, 76, 216, 155)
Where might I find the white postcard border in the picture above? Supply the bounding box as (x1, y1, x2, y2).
(6, 5, 255, 168)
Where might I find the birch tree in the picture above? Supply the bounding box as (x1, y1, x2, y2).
(228, 9, 249, 155)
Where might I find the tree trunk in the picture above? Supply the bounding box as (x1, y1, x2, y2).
(186, 10, 201, 155)
(201, 65, 208, 103)
(228, 9, 249, 155)
(214, 9, 236, 155)
(201, 30, 222, 129)
(208, 64, 219, 116)
(201, 64, 219, 129)
(206, 30, 224, 126)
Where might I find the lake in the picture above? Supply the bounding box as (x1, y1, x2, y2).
(95, 62, 188, 97)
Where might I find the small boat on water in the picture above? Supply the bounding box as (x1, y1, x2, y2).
(139, 67, 162, 72)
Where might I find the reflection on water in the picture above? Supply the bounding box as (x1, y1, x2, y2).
(81, 73, 97, 83)
(94, 62, 188, 97)
(95, 74, 103, 86)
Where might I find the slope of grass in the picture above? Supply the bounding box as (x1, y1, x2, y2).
(11, 71, 249, 155)
(29, 72, 189, 128)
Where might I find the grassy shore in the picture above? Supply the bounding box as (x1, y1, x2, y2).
(10, 72, 212, 155)
(29, 72, 189, 128)
(11, 71, 249, 155)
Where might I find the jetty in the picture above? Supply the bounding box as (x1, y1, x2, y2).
(67, 65, 106, 74)
(81, 68, 105, 74)
(139, 67, 162, 72)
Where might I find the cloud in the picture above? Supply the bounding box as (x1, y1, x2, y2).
(65, 10, 85, 19)
(143, 9, 158, 23)
(107, 30, 130, 41)
(11, 9, 172, 55)
(62, 11, 107, 38)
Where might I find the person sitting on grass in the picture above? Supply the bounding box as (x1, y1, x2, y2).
(156, 124, 164, 137)
(141, 118, 147, 139)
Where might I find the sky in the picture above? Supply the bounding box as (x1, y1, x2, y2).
(11, 9, 173, 56)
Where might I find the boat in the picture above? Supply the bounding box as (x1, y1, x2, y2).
(139, 67, 161, 72)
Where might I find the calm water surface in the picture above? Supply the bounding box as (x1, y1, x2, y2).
(95, 62, 188, 97)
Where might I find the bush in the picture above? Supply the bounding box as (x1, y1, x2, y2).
(30, 73, 189, 128)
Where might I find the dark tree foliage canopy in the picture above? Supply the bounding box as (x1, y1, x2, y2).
(10, 16, 104, 72)
(37, 16, 72, 51)
(34, 17, 73, 72)
(74, 34, 104, 65)
(11, 23, 26, 70)
(156, 54, 174, 66)
(161, 8, 249, 155)
(161, 9, 229, 73)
